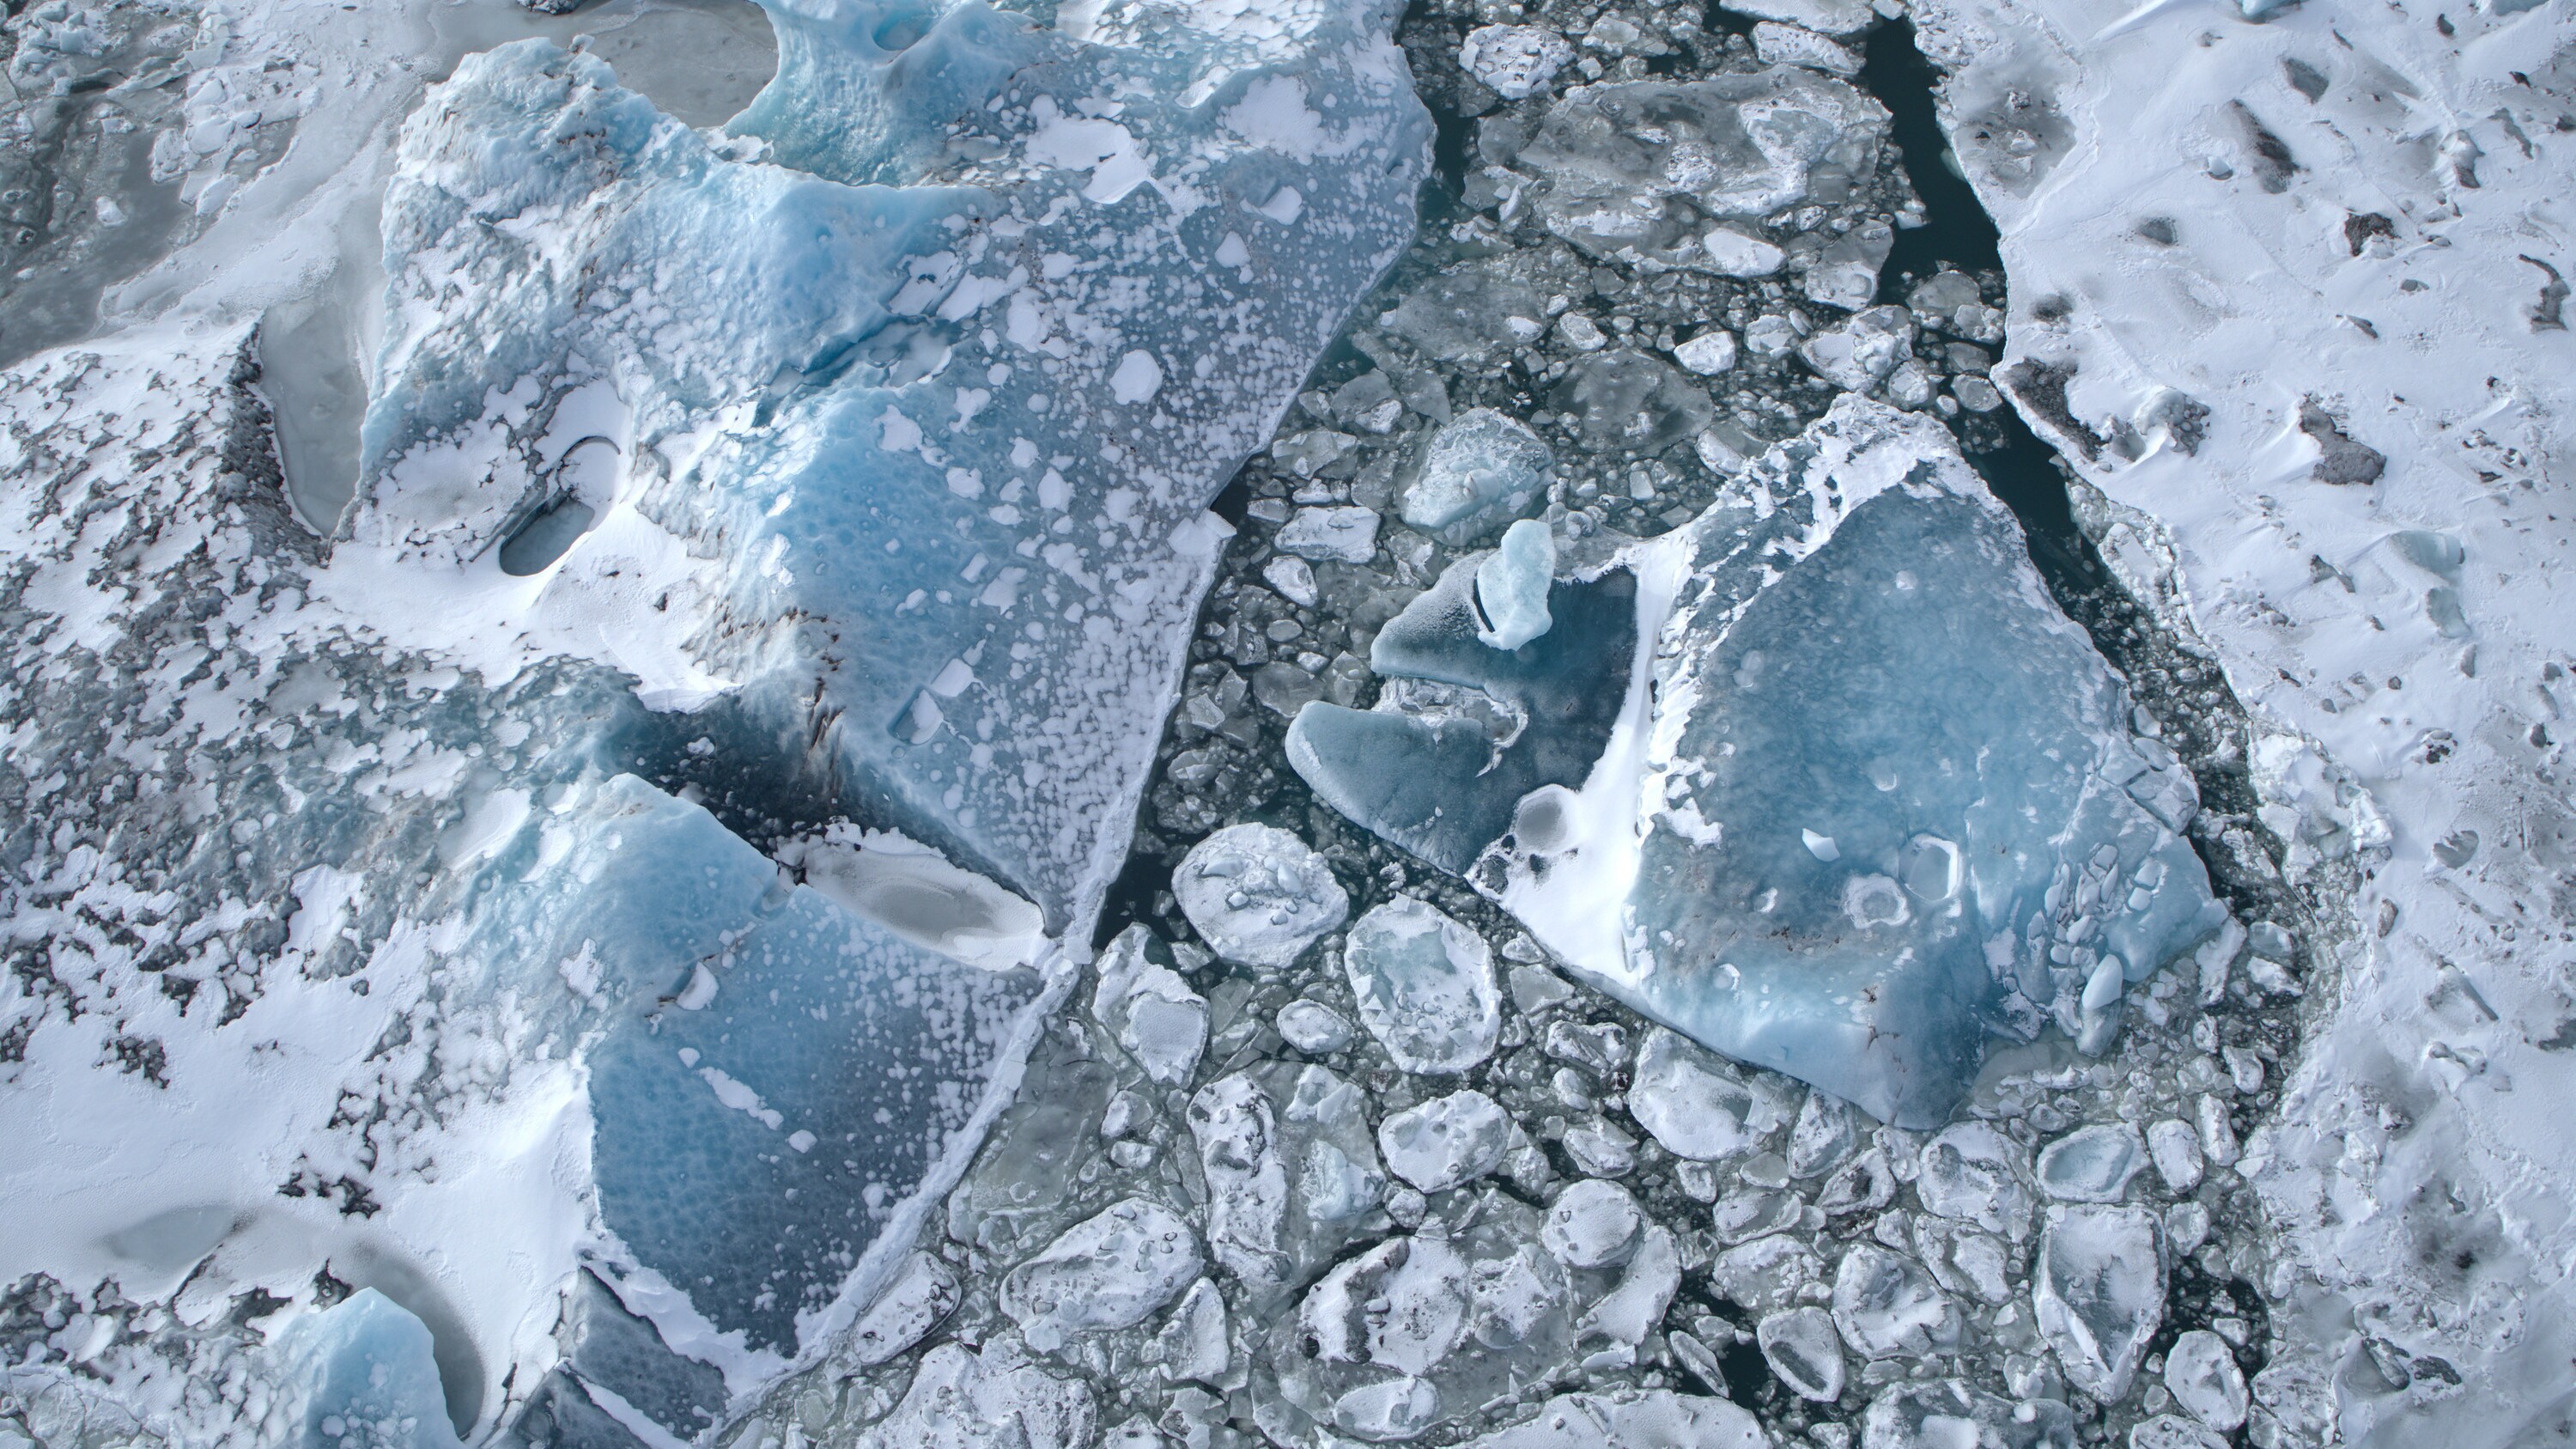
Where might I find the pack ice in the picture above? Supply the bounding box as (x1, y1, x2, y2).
(0, 0, 1425, 1438)
(1293, 398, 2227, 1125)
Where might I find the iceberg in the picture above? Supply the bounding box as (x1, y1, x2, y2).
(1291, 398, 2227, 1126)
(354, 0, 1430, 934)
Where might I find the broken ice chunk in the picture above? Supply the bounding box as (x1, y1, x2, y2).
(1915, 1123, 2034, 1239)
(1152, 1278, 1232, 1385)
(1830, 1245, 1959, 1359)
(1542, 1179, 1643, 1269)
(1092, 926, 1211, 1086)
(1400, 407, 1554, 545)
(1459, 24, 1574, 100)
(1701, 227, 1788, 277)
(1264, 553, 1321, 607)
(1463, 1391, 1767, 1449)
(1625, 1027, 1777, 1161)
(1753, 21, 1861, 77)
(2129, 1417, 2230, 1449)
(2146, 1118, 2205, 1193)
(1279, 505, 1382, 563)
(1757, 1306, 1846, 1401)
(1287, 554, 1636, 874)
(1344, 897, 1504, 1075)
(1378, 1088, 1513, 1193)
(1672, 329, 1739, 376)
(1796, 304, 1914, 389)
(1712, 1186, 1807, 1245)
(1476, 521, 1557, 650)
(1862, 1379, 2075, 1449)
(1333, 371, 1404, 435)
(1801, 222, 1893, 307)
(1722, 0, 1877, 37)
(1549, 350, 1712, 456)
(283, 1289, 464, 1449)
(1278, 999, 1356, 1054)
(1382, 262, 1550, 366)
(1787, 1089, 1862, 1178)
(1173, 824, 1350, 970)
(1575, 1222, 1680, 1353)
(1188, 1062, 1385, 1299)
(1000, 1198, 1204, 1351)
(1517, 70, 1887, 259)
(1270, 1194, 1576, 1444)
(2034, 1123, 2147, 1202)
(854, 1342, 1095, 1449)
(2034, 1204, 2165, 1400)
(1743, 313, 1801, 356)
(1563, 1119, 1640, 1178)
(1710, 1233, 1824, 1314)
(1530, 399, 2224, 1126)
(841, 1252, 962, 1368)
(2164, 1329, 2251, 1431)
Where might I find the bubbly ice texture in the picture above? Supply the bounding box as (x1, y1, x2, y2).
(1292, 398, 2227, 1127)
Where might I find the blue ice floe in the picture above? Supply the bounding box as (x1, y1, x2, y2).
(1291, 399, 2226, 1126)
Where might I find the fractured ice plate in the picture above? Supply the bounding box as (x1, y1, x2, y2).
(1291, 398, 2226, 1126)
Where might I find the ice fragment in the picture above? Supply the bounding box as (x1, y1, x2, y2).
(1476, 521, 1557, 650)
(2034, 1205, 2164, 1400)
(2034, 1123, 2147, 1202)
(1758, 1306, 1847, 1402)
(1343, 897, 1503, 1075)
(1174, 824, 1350, 971)
(1378, 1089, 1513, 1194)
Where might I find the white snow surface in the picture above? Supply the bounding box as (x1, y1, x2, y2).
(1910, 0, 2576, 1434)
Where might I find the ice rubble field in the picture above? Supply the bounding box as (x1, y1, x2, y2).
(0, 0, 2570, 1443)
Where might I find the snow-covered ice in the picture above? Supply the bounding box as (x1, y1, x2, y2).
(997, 1198, 1203, 1352)
(1625, 1027, 1779, 1162)
(1341, 896, 1503, 1075)
(2164, 1328, 2251, 1433)
(1829, 1245, 1959, 1361)
(1756, 1306, 1845, 1403)
(1377, 1088, 1511, 1195)
(0, 0, 1429, 1428)
(2033, 1123, 2147, 1203)
(2033, 1204, 2164, 1401)
(1174, 823, 1352, 971)
(1540, 1179, 1642, 1271)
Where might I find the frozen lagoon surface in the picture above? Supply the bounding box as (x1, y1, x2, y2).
(2, 0, 2573, 1444)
